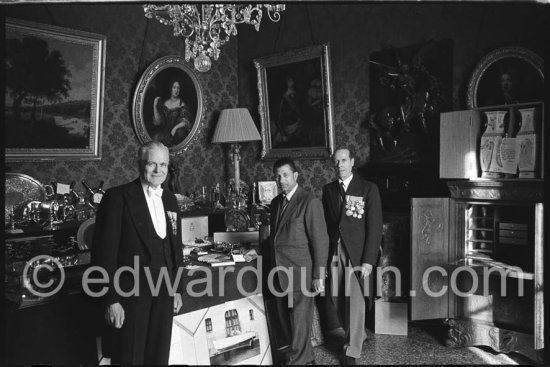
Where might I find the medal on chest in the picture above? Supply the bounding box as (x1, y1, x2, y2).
(344, 195, 365, 219)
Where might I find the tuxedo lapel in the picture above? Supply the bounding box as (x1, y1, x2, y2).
(125, 179, 153, 256)
(346, 175, 362, 196)
(338, 175, 361, 222)
(329, 181, 346, 223)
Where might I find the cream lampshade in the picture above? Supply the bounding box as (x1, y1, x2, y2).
(212, 108, 261, 192)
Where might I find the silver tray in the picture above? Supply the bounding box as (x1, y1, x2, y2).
(5, 173, 46, 222)
(77, 217, 95, 250)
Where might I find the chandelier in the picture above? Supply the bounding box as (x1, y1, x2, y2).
(144, 4, 285, 72)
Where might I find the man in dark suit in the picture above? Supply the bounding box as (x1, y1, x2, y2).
(91, 141, 183, 364)
(322, 148, 383, 364)
(270, 157, 329, 365)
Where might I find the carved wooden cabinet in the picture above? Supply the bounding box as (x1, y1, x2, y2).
(411, 181, 543, 362)
(439, 101, 544, 180)
(411, 101, 544, 363)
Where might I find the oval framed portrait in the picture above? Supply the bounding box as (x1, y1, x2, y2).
(132, 55, 206, 152)
(466, 46, 544, 109)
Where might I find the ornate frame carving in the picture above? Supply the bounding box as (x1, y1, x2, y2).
(132, 55, 206, 154)
(254, 43, 335, 160)
(5, 18, 106, 161)
(466, 46, 544, 109)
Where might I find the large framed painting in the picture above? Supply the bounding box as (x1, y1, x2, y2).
(254, 43, 335, 160)
(5, 18, 106, 161)
(169, 294, 272, 365)
(132, 55, 206, 153)
(368, 39, 453, 165)
(466, 46, 544, 108)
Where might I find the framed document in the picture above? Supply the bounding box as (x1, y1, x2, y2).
(258, 181, 278, 205)
(181, 216, 208, 243)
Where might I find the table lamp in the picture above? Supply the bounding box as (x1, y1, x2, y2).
(212, 108, 261, 193)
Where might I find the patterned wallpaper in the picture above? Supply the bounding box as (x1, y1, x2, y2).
(5, 4, 547, 201)
(235, 6, 375, 198)
(236, 3, 548, 199)
(5, 4, 237, 196)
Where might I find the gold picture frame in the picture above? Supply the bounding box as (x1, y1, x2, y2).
(254, 43, 335, 160)
(5, 18, 106, 161)
(132, 55, 207, 153)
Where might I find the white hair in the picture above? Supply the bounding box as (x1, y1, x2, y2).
(137, 141, 169, 161)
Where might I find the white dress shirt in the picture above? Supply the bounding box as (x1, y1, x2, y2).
(141, 180, 167, 239)
(339, 174, 353, 192)
(284, 183, 299, 202)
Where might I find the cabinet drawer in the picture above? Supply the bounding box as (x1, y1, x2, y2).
(499, 222, 528, 230)
(499, 236, 528, 245)
(499, 229, 528, 238)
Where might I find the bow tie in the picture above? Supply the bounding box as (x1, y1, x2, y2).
(147, 185, 163, 198)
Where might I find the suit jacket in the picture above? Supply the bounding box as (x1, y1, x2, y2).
(322, 175, 382, 270)
(91, 178, 183, 307)
(270, 186, 329, 292)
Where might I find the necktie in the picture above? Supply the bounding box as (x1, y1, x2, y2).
(339, 182, 346, 202)
(277, 196, 289, 226)
(338, 182, 347, 217)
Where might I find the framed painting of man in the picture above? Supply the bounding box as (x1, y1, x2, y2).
(254, 43, 335, 160)
(132, 55, 206, 153)
(5, 18, 106, 161)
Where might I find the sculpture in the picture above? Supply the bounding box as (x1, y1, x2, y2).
(368, 42, 448, 157)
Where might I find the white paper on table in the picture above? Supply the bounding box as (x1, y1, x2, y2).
(232, 253, 246, 262)
(181, 216, 208, 243)
(56, 183, 71, 194)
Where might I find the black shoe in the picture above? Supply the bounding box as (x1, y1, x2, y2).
(343, 355, 357, 365)
(306, 359, 316, 365)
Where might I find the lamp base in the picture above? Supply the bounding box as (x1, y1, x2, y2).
(231, 143, 242, 193)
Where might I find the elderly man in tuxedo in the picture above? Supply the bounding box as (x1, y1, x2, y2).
(322, 147, 383, 365)
(270, 157, 329, 365)
(91, 141, 183, 365)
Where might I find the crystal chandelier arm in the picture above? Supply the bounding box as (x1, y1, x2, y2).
(264, 4, 285, 22)
(240, 5, 262, 31)
(223, 5, 239, 35)
(179, 5, 201, 38)
(144, 3, 285, 72)
(206, 5, 231, 60)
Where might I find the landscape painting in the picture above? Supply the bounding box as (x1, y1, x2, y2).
(5, 18, 105, 161)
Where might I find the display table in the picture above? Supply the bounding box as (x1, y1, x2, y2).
(177, 257, 261, 314)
